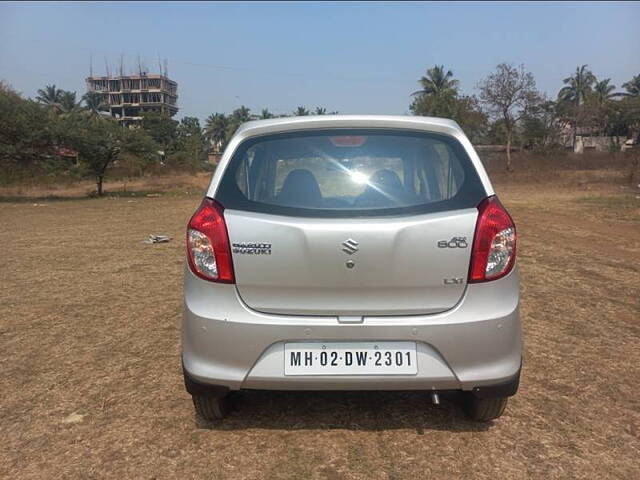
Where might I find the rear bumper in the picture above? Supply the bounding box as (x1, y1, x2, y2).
(182, 266, 522, 393)
(183, 363, 521, 398)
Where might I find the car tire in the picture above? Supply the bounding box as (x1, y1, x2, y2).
(192, 394, 230, 421)
(463, 395, 508, 421)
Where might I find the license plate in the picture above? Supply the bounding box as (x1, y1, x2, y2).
(284, 342, 417, 376)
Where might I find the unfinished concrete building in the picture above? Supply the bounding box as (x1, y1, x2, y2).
(85, 73, 178, 125)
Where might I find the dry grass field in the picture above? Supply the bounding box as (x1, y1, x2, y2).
(1, 164, 639, 478)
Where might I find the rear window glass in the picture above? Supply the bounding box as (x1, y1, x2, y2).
(216, 129, 486, 217)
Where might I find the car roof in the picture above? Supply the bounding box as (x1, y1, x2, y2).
(235, 115, 463, 136)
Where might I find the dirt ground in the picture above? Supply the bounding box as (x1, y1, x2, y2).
(1, 175, 639, 479)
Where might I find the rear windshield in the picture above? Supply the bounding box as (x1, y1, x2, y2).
(215, 129, 486, 217)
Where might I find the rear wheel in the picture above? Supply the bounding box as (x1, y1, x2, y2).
(463, 395, 508, 421)
(192, 394, 231, 421)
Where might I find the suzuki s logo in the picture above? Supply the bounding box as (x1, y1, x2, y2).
(341, 238, 359, 255)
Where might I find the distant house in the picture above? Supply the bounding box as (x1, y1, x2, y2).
(207, 140, 224, 165)
(207, 149, 222, 166)
(55, 146, 78, 164)
(560, 124, 631, 153)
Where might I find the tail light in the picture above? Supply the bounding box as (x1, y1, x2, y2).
(186, 198, 234, 283)
(468, 196, 516, 283)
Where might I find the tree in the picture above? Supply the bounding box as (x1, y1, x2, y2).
(449, 96, 489, 144)
(478, 63, 541, 171)
(35, 84, 63, 110)
(602, 74, 640, 146)
(225, 106, 252, 142)
(557, 65, 597, 149)
(621, 74, 640, 97)
(64, 117, 156, 195)
(606, 96, 640, 139)
(558, 65, 596, 106)
(314, 107, 327, 115)
(293, 106, 310, 116)
(175, 117, 207, 168)
(35, 86, 81, 116)
(204, 107, 252, 152)
(1, 80, 18, 95)
(586, 78, 618, 135)
(230, 105, 252, 123)
(82, 91, 108, 117)
(140, 111, 179, 153)
(591, 78, 616, 106)
(177, 116, 201, 137)
(411, 93, 487, 143)
(410, 65, 487, 142)
(412, 65, 459, 99)
(259, 108, 274, 119)
(483, 118, 509, 145)
(521, 100, 563, 152)
(58, 90, 81, 115)
(204, 113, 229, 151)
(1, 83, 60, 177)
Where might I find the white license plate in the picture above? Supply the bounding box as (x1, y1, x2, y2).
(284, 342, 417, 376)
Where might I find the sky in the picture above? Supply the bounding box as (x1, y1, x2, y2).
(1, 1, 639, 122)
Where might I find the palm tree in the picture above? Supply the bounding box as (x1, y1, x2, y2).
(412, 65, 459, 99)
(35, 84, 63, 110)
(59, 90, 81, 114)
(259, 108, 274, 119)
(218, 106, 253, 142)
(230, 105, 252, 123)
(204, 113, 229, 151)
(591, 78, 616, 105)
(558, 65, 596, 150)
(294, 106, 310, 116)
(314, 107, 327, 115)
(621, 74, 640, 97)
(82, 91, 108, 117)
(588, 78, 618, 135)
(558, 65, 596, 106)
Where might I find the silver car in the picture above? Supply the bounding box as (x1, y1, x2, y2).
(182, 115, 520, 422)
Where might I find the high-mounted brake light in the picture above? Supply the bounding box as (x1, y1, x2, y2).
(329, 136, 367, 147)
(468, 196, 516, 283)
(186, 198, 234, 283)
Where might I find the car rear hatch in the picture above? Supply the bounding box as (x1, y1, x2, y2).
(215, 128, 487, 316)
(225, 209, 477, 315)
